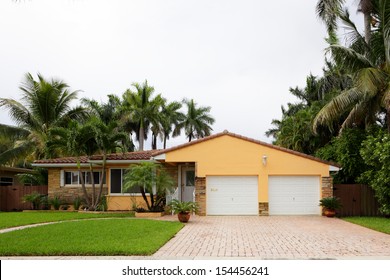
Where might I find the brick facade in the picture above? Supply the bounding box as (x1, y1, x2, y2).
(48, 168, 108, 205)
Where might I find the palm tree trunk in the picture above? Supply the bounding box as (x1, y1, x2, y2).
(89, 163, 95, 209)
(139, 125, 144, 151)
(79, 169, 90, 208)
(364, 13, 371, 44)
(96, 154, 107, 210)
(163, 134, 167, 149)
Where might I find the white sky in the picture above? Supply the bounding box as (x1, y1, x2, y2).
(0, 0, 361, 150)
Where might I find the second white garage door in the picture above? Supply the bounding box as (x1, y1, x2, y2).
(206, 176, 258, 215)
(268, 176, 321, 215)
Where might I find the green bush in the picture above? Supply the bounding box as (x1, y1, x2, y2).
(73, 196, 83, 211)
(23, 192, 44, 210)
(49, 196, 62, 210)
(319, 196, 342, 210)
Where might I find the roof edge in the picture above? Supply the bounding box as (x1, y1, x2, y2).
(153, 130, 341, 168)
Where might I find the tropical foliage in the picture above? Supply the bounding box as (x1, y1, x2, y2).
(123, 162, 175, 212)
(180, 98, 215, 142)
(0, 73, 86, 162)
(359, 128, 390, 215)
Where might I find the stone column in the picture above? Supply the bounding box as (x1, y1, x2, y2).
(195, 177, 206, 216)
(321, 176, 333, 198)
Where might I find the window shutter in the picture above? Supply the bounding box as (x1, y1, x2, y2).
(60, 170, 65, 187)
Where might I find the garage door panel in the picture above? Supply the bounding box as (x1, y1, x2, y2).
(207, 176, 258, 215)
(269, 176, 321, 215)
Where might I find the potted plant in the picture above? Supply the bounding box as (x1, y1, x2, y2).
(319, 196, 342, 217)
(168, 199, 199, 223)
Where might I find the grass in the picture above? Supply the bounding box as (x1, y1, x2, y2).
(342, 217, 390, 234)
(0, 211, 135, 230)
(0, 219, 183, 256)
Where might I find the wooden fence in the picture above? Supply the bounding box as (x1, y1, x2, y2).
(333, 184, 381, 217)
(0, 185, 48, 211)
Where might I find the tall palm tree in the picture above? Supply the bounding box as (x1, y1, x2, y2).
(0, 73, 86, 160)
(313, 0, 390, 133)
(160, 100, 185, 149)
(180, 99, 215, 142)
(122, 80, 163, 151)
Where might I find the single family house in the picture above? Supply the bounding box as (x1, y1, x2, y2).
(33, 130, 340, 215)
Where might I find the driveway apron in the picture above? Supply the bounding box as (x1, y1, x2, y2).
(154, 215, 390, 259)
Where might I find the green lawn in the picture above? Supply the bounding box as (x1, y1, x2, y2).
(0, 218, 183, 256)
(0, 211, 135, 229)
(343, 217, 390, 234)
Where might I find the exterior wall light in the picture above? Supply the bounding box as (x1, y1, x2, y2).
(262, 155, 268, 166)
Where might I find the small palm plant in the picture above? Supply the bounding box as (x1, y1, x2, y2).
(168, 199, 199, 223)
(319, 196, 342, 217)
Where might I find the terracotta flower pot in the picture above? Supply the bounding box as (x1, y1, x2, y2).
(324, 209, 336, 218)
(178, 212, 191, 223)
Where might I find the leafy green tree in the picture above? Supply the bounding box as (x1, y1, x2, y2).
(316, 128, 369, 183)
(359, 128, 390, 214)
(0, 73, 86, 161)
(180, 99, 215, 142)
(123, 162, 175, 212)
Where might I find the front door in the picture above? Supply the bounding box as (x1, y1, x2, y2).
(181, 167, 195, 202)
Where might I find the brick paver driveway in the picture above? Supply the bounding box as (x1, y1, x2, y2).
(154, 215, 390, 259)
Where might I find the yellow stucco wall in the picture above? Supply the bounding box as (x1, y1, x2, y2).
(164, 135, 330, 202)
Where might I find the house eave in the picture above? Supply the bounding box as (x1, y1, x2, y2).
(329, 165, 341, 172)
(32, 163, 90, 168)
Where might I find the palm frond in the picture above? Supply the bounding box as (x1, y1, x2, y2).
(329, 44, 373, 72)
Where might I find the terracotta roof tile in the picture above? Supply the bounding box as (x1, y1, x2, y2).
(34, 150, 158, 164)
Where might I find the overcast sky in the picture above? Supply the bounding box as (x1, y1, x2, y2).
(0, 0, 361, 149)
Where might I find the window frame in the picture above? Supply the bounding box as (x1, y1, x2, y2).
(63, 171, 105, 186)
(109, 168, 146, 196)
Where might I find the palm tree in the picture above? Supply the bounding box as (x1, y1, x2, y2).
(48, 117, 127, 210)
(122, 80, 163, 151)
(0, 73, 86, 160)
(123, 162, 174, 212)
(82, 95, 134, 151)
(82, 94, 121, 125)
(160, 100, 185, 149)
(180, 99, 215, 142)
(316, 0, 374, 43)
(313, 0, 390, 133)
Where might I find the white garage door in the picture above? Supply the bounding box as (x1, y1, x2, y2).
(268, 176, 321, 215)
(206, 176, 258, 215)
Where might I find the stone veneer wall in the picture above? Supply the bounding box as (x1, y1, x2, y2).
(48, 168, 108, 204)
(195, 177, 206, 216)
(258, 202, 269, 216)
(321, 176, 333, 198)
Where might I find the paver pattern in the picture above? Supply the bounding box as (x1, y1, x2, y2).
(153, 215, 390, 259)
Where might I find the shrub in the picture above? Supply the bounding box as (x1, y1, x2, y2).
(319, 197, 342, 210)
(73, 196, 83, 211)
(23, 192, 43, 210)
(49, 196, 62, 210)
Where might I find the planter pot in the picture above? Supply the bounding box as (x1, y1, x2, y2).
(135, 211, 164, 218)
(324, 209, 336, 218)
(178, 212, 191, 223)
